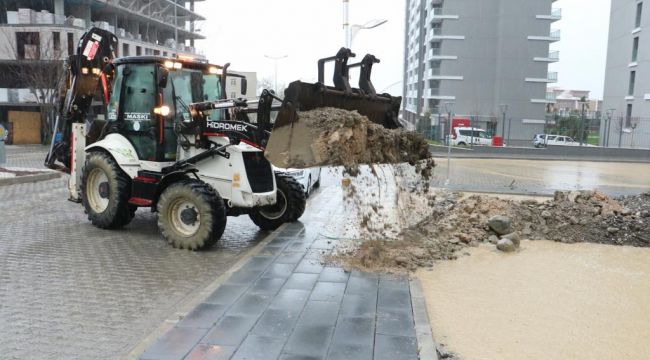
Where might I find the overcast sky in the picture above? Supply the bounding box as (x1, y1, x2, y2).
(196, 0, 612, 99)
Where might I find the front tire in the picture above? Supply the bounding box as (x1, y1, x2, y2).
(250, 173, 306, 230)
(157, 179, 227, 250)
(81, 151, 135, 229)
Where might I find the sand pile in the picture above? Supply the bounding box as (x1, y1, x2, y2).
(266, 107, 432, 175)
(331, 190, 650, 273)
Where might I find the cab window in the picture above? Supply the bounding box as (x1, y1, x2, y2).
(108, 64, 157, 160)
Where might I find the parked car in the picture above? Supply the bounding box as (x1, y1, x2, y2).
(533, 134, 594, 147)
(448, 127, 493, 146)
(274, 166, 322, 197)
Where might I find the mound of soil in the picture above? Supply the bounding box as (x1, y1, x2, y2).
(266, 107, 432, 175)
(331, 190, 650, 273)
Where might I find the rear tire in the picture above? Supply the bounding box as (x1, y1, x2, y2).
(81, 151, 135, 229)
(250, 173, 306, 229)
(157, 179, 227, 250)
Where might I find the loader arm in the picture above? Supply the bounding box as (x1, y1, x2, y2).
(45, 27, 118, 172)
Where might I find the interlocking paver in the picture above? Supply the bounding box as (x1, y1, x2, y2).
(0, 145, 273, 360)
(231, 334, 286, 360)
(184, 344, 236, 360)
(309, 282, 346, 302)
(176, 303, 227, 329)
(282, 272, 320, 290)
(201, 315, 259, 346)
(373, 334, 418, 360)
(139, 174, 427, 360)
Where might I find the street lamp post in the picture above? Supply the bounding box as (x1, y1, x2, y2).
(578, 97, 588, 146)
(499, 104, 508, 139)
(264, 54, 288, 94)
(605, 108, 615, 147)
(349, 19, 388, 47)
(342, 0, 387, 48)
(444, 101, 454, 185)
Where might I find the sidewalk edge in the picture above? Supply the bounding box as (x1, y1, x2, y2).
(410, 278, 439, 360)
(0, 171, 61, 186)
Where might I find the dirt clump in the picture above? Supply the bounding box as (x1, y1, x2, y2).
(331, 190, 650, 273)
(267, 107, 432, 176)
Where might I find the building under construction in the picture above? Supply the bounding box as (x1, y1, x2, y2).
(0, 0, 204, 144)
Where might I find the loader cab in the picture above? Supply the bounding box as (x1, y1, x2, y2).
(107, 57, 226, 162)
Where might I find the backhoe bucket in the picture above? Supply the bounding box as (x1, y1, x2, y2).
(265, 48, 402, 169)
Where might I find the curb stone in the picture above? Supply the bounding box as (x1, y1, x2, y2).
(410, 278, 438, 360)
(0, 171, 61, 186)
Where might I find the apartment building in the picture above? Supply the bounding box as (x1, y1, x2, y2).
(548, 87, 603, 118)
(602, 0, 650, 149)
(0, 0, 204, 144)
(402, 0, 560, 145)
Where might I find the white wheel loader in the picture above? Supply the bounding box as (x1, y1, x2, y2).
(45, 28, 403, 250)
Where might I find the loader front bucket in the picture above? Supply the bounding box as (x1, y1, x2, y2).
(265, 48, 403, 169)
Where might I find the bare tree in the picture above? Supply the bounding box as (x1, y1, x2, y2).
(1, 29, 66, 144)
(257, 77, 285, 96)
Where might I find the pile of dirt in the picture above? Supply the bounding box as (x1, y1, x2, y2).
(266, 107, 432, 176)
(331, 190, 650, 273)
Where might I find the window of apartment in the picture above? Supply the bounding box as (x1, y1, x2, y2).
(153, 50, 160, 56)
(136, 46, 142, 56)
(230, 92, 236, 98)
(122, 43, 129, 57)
(163, 51, 168, 57)
(628, 70, 636, 95)
(431, 42, 441, 55)
(626, 104, 633, 127)
(67, 33, 74, 56)
(16, 32, 40, 59)
(632, 37, 639, 62)
(231, 79, 237, 85)
(636, 2, 643, 28)
(432, 23, 441, 35)
(52, 32, 61, 52)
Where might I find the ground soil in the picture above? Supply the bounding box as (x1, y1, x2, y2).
(418, 240, 650, 360)
(330, 189, 650, 273)
(266, 107, 432, 176)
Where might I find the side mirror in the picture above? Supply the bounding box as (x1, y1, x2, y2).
(240, 77, 247, 96)
(157, 67, 169, 88)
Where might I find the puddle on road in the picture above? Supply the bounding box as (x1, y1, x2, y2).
(417, 240, 650, 360)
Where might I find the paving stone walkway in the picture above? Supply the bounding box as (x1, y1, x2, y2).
(139, 184, 427, 360)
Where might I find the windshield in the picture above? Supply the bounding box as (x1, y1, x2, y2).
(166, 69, 223, 121)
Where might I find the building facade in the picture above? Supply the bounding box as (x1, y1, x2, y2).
(602, 0, 650, 149)
(548, 87, 603, 118)
(0, 0, 204, 144)
(402, 0, 561, 145)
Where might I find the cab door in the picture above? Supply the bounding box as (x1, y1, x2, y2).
(107, 63, 166, 161)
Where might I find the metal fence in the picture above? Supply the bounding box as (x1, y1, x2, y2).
(600, 116, 650, 149)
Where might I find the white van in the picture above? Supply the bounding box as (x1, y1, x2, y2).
(449, 127, 493, 146)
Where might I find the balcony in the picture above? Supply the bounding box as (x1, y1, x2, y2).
(525, 72, 558, 83)
(424, 88, 455, 100)
(427, 48, 458, 60)
(546, 92, 557, 102)
(537, 8, 562, 21)
(425, 68, 463, 81)
(427, 8, 460, 22)
(534, 50, 560, 62)
(528, 29, 561, 42)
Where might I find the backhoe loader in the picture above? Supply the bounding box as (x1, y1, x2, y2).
(45, 27, 404, 250)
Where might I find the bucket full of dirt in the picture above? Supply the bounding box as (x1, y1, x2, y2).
(265, 107, 431, 174)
